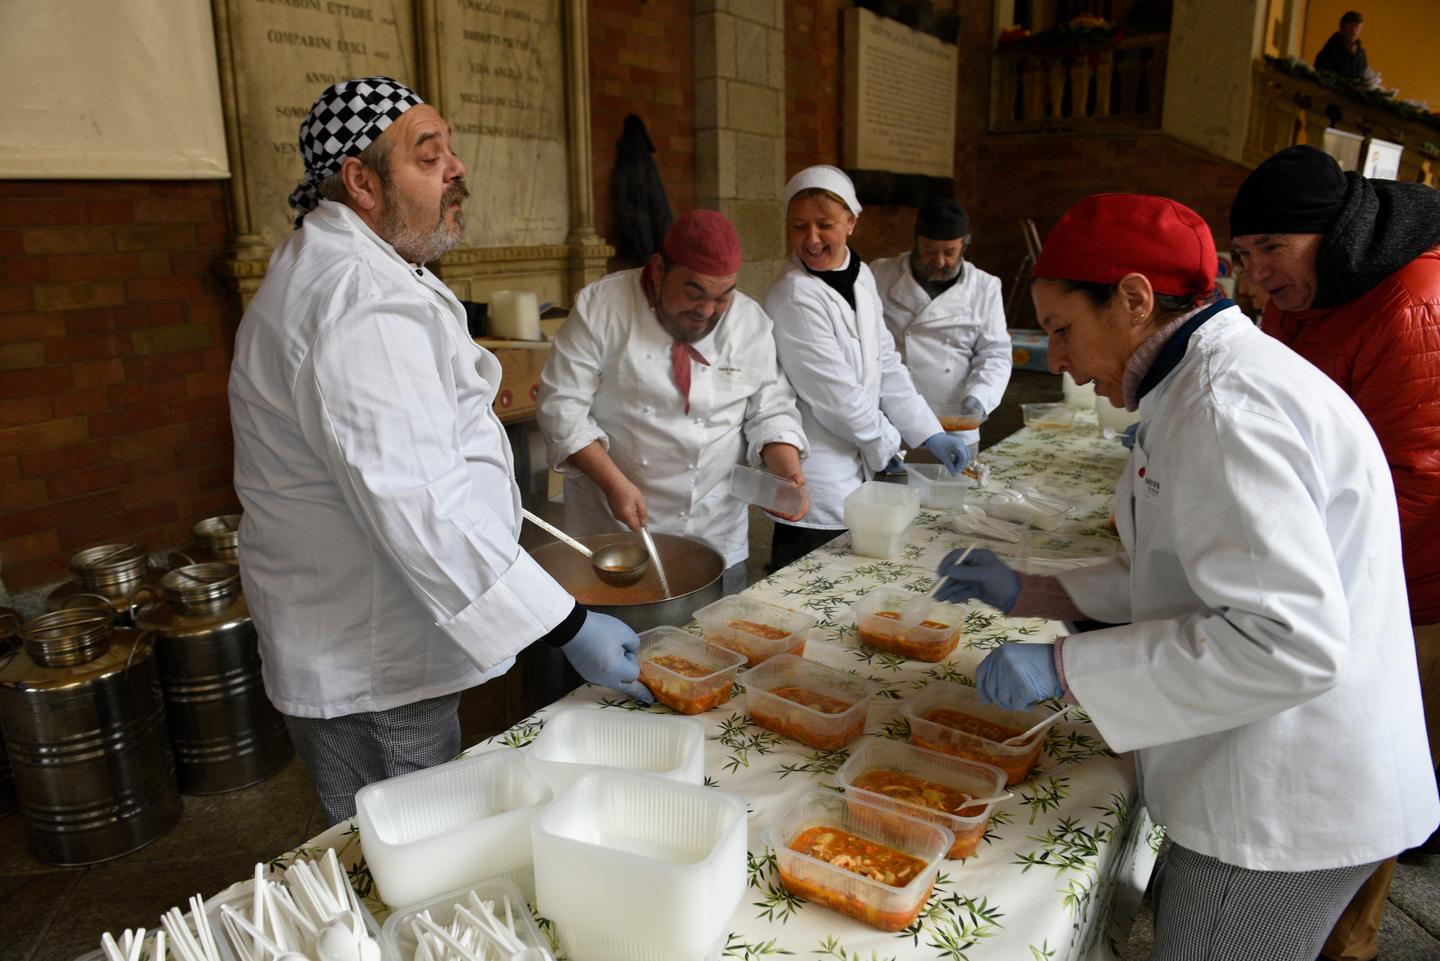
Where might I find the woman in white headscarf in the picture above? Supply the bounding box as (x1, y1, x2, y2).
(763, 165, 969, 570)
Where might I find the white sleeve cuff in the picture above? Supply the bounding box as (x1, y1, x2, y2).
(439, 550, 575, 671)
(548, 427, 609, 475)
(746, 429, 808, 467)
(1054, 553, 1134, 625)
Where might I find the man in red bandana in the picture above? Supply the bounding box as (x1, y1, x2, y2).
(538, 210, 808, 592)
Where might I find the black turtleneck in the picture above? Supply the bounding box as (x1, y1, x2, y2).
(803, 249, 862, 311)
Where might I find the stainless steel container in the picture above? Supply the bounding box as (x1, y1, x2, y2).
(45, 543, 163, 621)
(528, 532, 724, 633)
(132, 563, 290, 795)
(0, 608, 18, 817)
(169, 514, 241, 567)
(0, 608, 182, 865)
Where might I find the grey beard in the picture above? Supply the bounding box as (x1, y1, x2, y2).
(386, 207, 463, 265)
(911, 251, 963, 284)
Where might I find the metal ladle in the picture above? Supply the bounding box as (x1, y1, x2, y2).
(521, 509, 649, 587)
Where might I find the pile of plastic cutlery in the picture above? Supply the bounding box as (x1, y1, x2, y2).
(215, 850, 382, 961)
(400, 889, 549, 961)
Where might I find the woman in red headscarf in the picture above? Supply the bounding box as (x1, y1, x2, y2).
(932, 193, 1438, 959)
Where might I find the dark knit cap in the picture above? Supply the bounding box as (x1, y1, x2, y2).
(1341, 10, 1363, 24)
(1229, 145, 1348, 237)
(915, 199, 970, 240)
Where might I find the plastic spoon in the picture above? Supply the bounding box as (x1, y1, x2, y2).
(956, 790, 1014, 810)
(1004, 704, 1076, 745)
(905, 543, 976, 621)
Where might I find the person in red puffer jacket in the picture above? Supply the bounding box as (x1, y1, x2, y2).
(1231, 144, 1440, 961)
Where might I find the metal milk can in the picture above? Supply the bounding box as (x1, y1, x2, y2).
(132, 563, 290, 795)
(0, 607, 18, 817)
(46, 543, 164, 621)
(0, 607, 182, 864)
(169, 514, 241, 567)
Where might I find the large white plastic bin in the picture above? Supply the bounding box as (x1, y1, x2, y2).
(844, 482, 919, 558)
(533, 769, 747, 961)
(526, 708, 705, 795)
(355, 747, 551, 909)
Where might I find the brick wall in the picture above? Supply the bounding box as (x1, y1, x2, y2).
(588, 0, 695, 267)
(0, 181, 239, 591)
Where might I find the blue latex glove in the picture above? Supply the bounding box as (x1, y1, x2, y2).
(923, 432, 971, 476)
(877, 455, 908, 477)
(975, 642, 1062, 711)
(1119, 423, 1139, 450)
(562, 611, 653, 703)
(934, 547, 1021, 612)
(959, 395, 988, 424)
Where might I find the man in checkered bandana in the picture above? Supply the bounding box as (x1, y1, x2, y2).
(229, 79, 651, 825)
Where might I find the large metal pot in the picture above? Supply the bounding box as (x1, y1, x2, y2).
(132, 563, 291, 795)
(528, 531, 724, 633)
(0, 607, 18, 817)
(46, 543, 164, 621)
(0, 608, 181, 865)
(169, 514, 241, 567)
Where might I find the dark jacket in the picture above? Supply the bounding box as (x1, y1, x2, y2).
(1261, 174, 1440, 624)
(609, 115, 672, 267)
(1314, 32, 1368, 81)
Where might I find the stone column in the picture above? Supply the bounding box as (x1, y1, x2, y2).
(694, 0, 787, 299)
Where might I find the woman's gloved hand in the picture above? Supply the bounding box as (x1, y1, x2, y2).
(924, 432, 972, 475)
(960, 395, 988, 424)
(934, 547, 1021, 612)
(1120, 423, 1139, 450)
(976, 642, 1062, 710)
(562, 611, 653, 703)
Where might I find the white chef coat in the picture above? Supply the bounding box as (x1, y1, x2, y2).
(870, 253, 1012, 448)
(229, 201, 575, 719)
(536, 269, 807, 566)
(765, 252, 942, 528)
(1055, 304, 1439, 871)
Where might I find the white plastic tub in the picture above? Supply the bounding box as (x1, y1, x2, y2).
(526, 708, 705, 795)
(904, 462, 972, 510)
(355, 747, 551, 909)
(533, 769, 747, 961)
(844, 482, 920, 559)
(728, 464, 808, 516)
(382, 876, 550, 961)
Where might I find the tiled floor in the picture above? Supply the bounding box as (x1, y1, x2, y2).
(4, 371, 1437, 961)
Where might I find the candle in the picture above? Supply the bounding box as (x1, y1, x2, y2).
(488, 290, 541, 340)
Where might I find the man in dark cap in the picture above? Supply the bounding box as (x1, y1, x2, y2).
(1314, 11, 1369, 82)
(872, 199, 1012, 461)
(229, 78, 650, 824)
(538, 209, 808, 595)
(1231, 143, 1440, 961)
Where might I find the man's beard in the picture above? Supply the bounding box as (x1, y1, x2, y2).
(911, 250, 963, 284)
(657, 302, 722, 344)
(385, 179, 469, 264)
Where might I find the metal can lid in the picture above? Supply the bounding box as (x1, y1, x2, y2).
(193, 514, 241, 554)
(162, 562, 240, 610)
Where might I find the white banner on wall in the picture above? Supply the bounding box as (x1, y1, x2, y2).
(0, 0, 229, 179)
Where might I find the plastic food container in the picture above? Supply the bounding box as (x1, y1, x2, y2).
(1097, 395, 1142, 437)
(932, 403, 984, 432)
(1062, 372, 1097, 409)
(743, 653, 877, 750)
(903, 462, 972, 510)
(382, 876, 549, 961)
(1021, 403, 1077, 430)
(728, 464, 808, 517)
(967, 488, 1070, 531)
(766, 789, 951, 931)
(637, 626, 745, 714)
(533, 769, 747, 961)
(838, 741, 1008, 859)
(693, 596, 816, 666)
(527, 707, 705, 795)
(902, 683, 1052, 785)
(355, 747, 551, 908)
(851, 588, 963, 662)
(844, 482, 920, 559)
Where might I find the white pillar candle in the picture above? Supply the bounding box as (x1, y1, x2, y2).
(488, 290, 541, 340)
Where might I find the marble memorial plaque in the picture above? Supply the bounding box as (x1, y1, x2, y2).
(436, 0, 569, 248)
(843, 6, 958, 178)
(230, 0, 418, 244)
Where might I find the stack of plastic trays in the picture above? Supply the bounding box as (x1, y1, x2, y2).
(843, 482, 920, 558)
(526, 708, 705, 795)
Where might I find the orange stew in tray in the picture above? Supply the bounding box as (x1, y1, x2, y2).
(851, 769, 991, 859)
(912, 708, 1043, 784)
(638, 654, 734, 715)
(708, 619, 805, 665)
(857, 611, 960, 662)
(780, 826, 934, 931)
(748, 685, 864, 750)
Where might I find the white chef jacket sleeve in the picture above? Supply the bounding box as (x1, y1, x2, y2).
(1058, 404, 1353, 753)
(961, 274, 1013, 413)
(1053, 552, 1134, 625)
(297, 293, 575, 671)
(741, 328, 809, 466)
(877, 321, 945, 446)
(536, 292, 613, 475)
(768, 283, 903, 472)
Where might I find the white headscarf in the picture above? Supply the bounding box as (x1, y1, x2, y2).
(783, 165, 862, 216)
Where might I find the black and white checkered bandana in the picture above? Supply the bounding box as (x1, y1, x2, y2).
(288, 76, 424, 226)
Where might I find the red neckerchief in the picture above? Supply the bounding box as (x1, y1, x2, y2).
(642, 267, 710, 414)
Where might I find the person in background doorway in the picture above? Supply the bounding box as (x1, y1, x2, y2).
(1314, 10, 1368, 82)
(871, 199, 1012, 461)
(229, 78, 648, 825)
(538, 210, 808, 595)
(764, 165, 968, 571)
(1230, 143, 1440, 961)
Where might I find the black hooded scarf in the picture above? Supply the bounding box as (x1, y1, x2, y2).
(1313, 173, 1440, 308)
